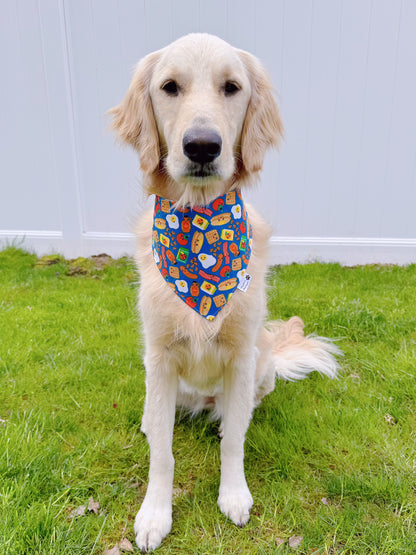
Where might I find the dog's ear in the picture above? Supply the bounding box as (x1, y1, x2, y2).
(109, 52, 160, 174)
(238, 51, 284, 174)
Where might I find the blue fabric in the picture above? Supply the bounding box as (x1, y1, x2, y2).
(152, 189, 252, 320)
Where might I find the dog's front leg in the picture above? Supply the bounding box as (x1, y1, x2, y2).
(218, 351, 255, 526)
(135, 352, 178, 552)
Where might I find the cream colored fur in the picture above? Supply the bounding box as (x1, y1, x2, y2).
(110, 33, 340, 552)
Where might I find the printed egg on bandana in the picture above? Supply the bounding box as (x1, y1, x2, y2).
(166, 214, 179, 229)
(237, 269, 247, 282)
(198, 253, 216, 269)
(175, 280, 189, 293)
(231, 205, 242, 219)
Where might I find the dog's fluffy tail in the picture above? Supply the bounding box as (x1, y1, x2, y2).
(265, 316, 341, 382)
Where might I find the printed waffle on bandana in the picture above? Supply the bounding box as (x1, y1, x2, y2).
(152, 189, 252, 320)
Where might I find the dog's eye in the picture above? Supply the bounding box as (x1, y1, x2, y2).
(224, 81, 240, 96)
(161, 80, 179, 96)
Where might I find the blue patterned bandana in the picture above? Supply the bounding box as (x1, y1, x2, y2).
(152, 189, 252, 320)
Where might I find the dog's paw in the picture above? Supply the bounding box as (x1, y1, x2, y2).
(134, 500, 172, 552)
(218, 485, 253, 527)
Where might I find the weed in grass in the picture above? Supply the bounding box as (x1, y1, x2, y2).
(1, 248, 416, 553)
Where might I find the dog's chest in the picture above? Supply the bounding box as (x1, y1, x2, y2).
(170, 335, 232, 393)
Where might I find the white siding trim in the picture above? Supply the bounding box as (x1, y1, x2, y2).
(269, 236, 416, 265)
(2, 231, 415, 265)
(0, 230, 63, 239)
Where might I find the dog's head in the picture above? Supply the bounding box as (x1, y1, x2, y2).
(110, 33, 283, 202)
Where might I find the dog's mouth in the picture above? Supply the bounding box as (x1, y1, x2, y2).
(183, 162, 221, 180)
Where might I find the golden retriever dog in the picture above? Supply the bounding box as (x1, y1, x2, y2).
(110, 33, 340, 551)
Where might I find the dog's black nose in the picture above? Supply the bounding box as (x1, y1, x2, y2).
(182, 129, 222, 165)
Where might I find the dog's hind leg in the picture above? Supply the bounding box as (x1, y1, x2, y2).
(135, 351, 178, 552)
(217, 350, 255, 526)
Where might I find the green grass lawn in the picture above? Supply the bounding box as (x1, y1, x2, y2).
(1, 246, 415, 554)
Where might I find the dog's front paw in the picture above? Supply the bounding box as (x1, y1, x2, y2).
(218, 485, 253, 527)
(134, 498, 172, 552)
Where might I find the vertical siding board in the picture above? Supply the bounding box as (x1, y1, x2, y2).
(226, 0, 257, 52)
(62, 0, 93, 235)
(88, 0, 137, 233)
(1, 0, 61, 231)
(111, 0, 147, 224)
(245, 0, 285, 233)
(106, 0, 151, 233)
(354, 0, 402, 237)
(328, 0, 373, 237)
(252, 0, 285, 88)
(83, 0, 109, 232)
(380, 0, 416, 238)
(171, 0, 200, 40)
(275, 0, 313, 236)
(198, 0, 227, 38)
(38, 0, 83, 248)
(301, 0, 342, 237)
(144, 0, 174, 51)
(117, 0, 146, 69)
(63, 0, 141, 236)
(0, 1, 25, 227)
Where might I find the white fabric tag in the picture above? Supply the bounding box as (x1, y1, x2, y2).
(237, 273, 252, 292)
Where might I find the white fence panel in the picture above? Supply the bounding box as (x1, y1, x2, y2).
(1, 0, 416, 264)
